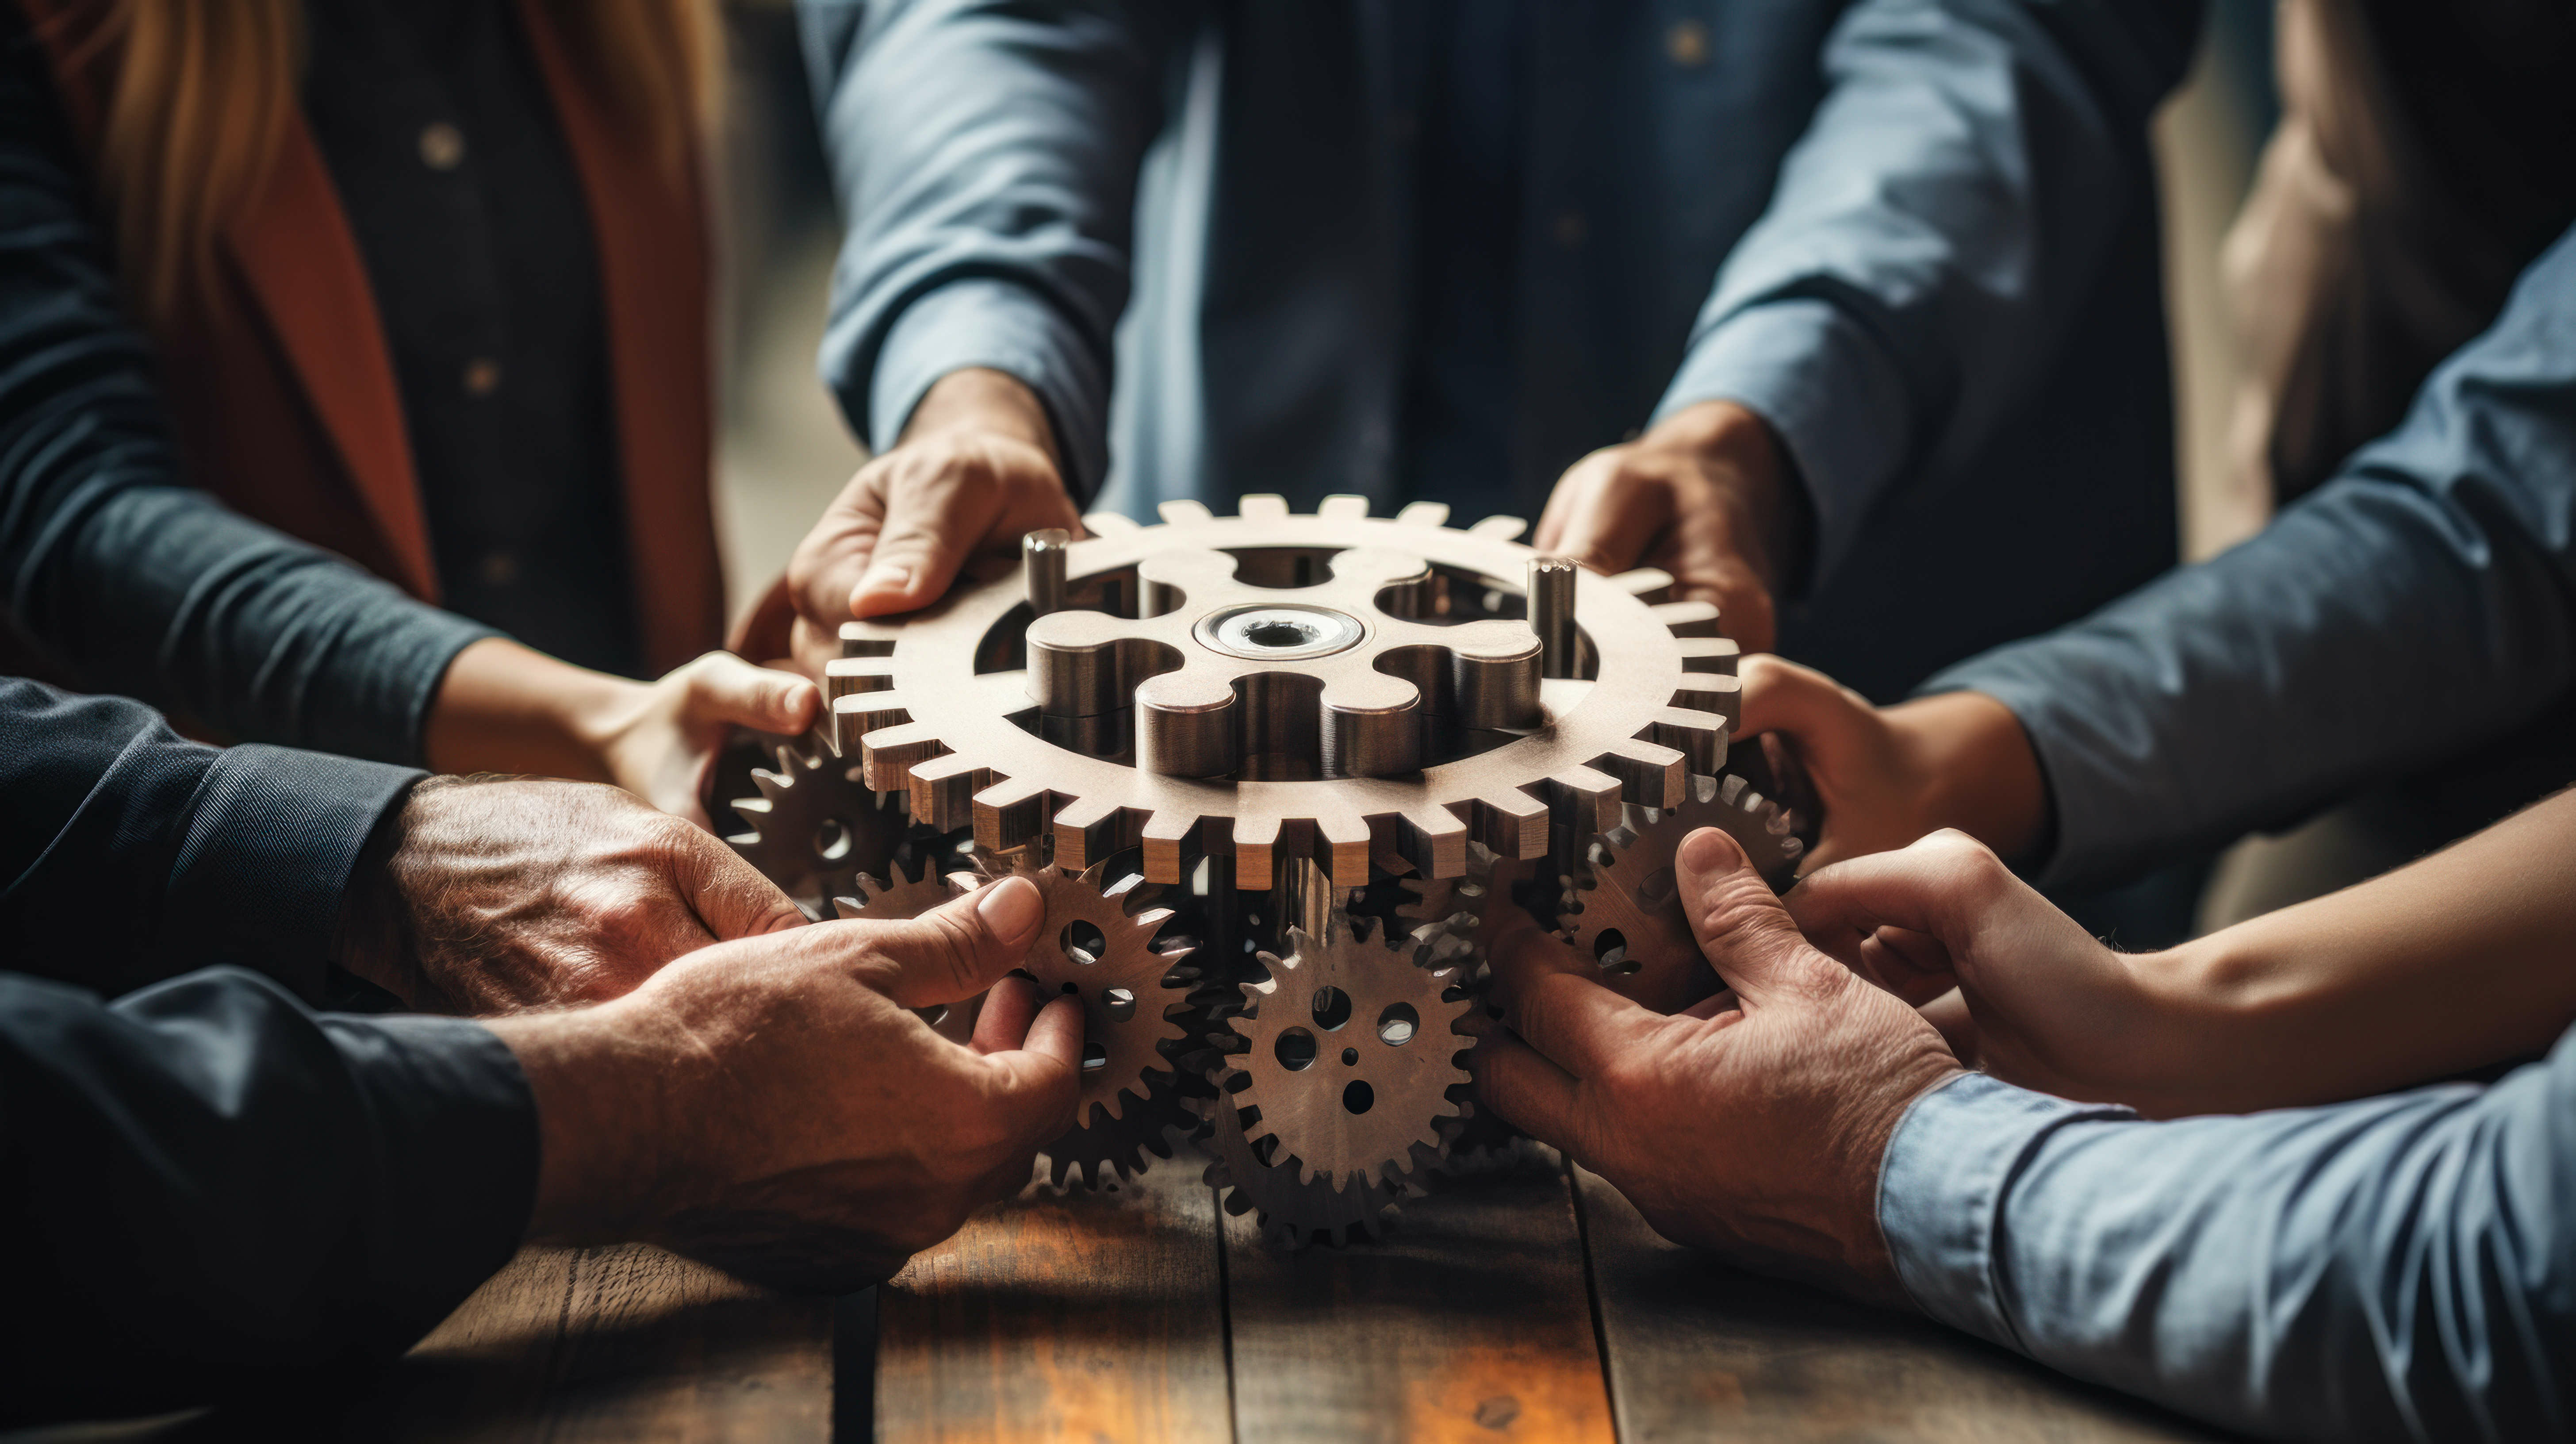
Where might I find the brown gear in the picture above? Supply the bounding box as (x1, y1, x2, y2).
(725, 728, 907, 912)
(830, 858, 980, 1044)
(967, 852, 1198, 1132)
(1222, 916, 1473, 1193)
(1560, 772, 1804, 1013)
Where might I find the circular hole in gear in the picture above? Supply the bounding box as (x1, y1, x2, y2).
(1102, 987, 1137, 1022)
(1061, 918, 1108, 966)
(1080, 1039, 1108, 1073)
(1243, 619, 1319, 649)
(1310, 986, 1353, 1031)
(1377, 1002, 1419, 1046)
(1275, 1027, 1318, 1071)
(814, 817, 853, 863)
(1638, 866, 1678, 907)
(1593, 928, 1637, 976)
(1342, 1079, 1376, 1115)
(1340, 1047, 1358, 1065)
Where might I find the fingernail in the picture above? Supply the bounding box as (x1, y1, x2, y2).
(976, 876, 1043, 945)
(1678, 826, 1744, 872)
(855, 561, 912, 601)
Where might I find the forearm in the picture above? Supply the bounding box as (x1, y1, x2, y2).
(1661, 0, 2198, 585)
(0, 970, 535, 1423)
(2143, 787, 2576, 1112)
(1882, 1052, 2576, 1442)
(422, 637, 648, 784)
(804, 0, 1184, 495)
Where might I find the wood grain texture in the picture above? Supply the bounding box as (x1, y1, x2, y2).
(346, 1243, 834, 1444)
(874, 1160, 1230, 1444)
(1222, 1147, 1614, 1444)
(1572, 1167, 2226, 1444)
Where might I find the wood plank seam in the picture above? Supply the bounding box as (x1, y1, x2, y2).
(1563, 1156, 1629, 1443)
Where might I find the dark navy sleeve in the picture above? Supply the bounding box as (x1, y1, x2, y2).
(0, 11, 494, 764)
(1924, 221, 2576, 890)
(0, 968, 537, 1424)
(0, 678, 418, 1000)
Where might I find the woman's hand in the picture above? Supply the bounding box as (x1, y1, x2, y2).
(426, 639, 818, 828)
(1738, 655, 2050, 869)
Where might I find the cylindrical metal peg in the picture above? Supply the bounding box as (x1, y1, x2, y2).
(1528, 555, 1577, 680)
(1024, 528, 1071, 616)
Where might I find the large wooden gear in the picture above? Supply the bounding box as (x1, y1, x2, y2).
(718, 495, 1804, 1244)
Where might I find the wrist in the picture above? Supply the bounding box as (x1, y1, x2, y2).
(1641, 399, 1810, 590)
(1901, 690, 2048, 863)
(328, 777, 436, 1002)
(426, 638, 643, 783)
(483, 999, 675, 1242)
(903, 367, 1061, 468)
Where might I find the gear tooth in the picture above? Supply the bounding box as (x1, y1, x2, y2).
(1393, 500, 1451, 528)
(1083, 510, 1143, 535)
(1467, 514, 1528, 541)
(1607, 566, 1675, 602)
(1316, 493, 1370, 521)
(1236, 493, 1290, 521)
(1650, 598, 1723, 638)
(1157, 498, 1215, 525)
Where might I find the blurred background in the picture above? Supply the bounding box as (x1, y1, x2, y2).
(704, 1, 2287, 640)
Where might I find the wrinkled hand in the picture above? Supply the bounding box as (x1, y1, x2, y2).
(1737, 655, 2047, 869)
(486, 877, 1081, 1290)
(770, 368, 1082, 676)
(583, 651, 818, 826)
(1533, 400, 1805, 654)
(333, 776, 805, 1014)
(1476, 827, 1960, 1301)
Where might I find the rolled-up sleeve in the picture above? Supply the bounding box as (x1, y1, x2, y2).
(0, 968, 536, 1424)
(1921, 223, 2576, 891)
(802, 0, 1188, 498)
(1656, 0, 2200, 589)
(1880, 1037, 2576, 1441)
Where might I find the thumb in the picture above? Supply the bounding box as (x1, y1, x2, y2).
(671, 828, 809, 940)
(677, 652, 819, 736)
(1675, 825, 1828, 1007)
(850, 876, 1046, 1009)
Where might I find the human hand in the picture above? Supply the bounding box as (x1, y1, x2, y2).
(774, 368, 1082, 675)
(1736, 655, 2047, 869)
(485, 877, 1081, 1290)
(1533, 400, 1806, 654)
(331, 776, 806, 1014)
(424, 640, 817, 829)
(1476, 827, 1960, 1301)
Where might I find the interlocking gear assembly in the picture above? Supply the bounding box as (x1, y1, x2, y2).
(721, 495, 1804, 1247)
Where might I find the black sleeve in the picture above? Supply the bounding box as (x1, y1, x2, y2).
(0, 10, 495, 765)
(0, 678, 418, 999)
(0, 968, 538, 1424)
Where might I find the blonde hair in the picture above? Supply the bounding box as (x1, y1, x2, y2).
(61, 0, 718, 327)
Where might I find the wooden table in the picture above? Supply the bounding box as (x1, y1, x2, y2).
(323, 1146, 2226, 1443)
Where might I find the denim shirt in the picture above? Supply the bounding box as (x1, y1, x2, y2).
(801, 0, 2204, 699)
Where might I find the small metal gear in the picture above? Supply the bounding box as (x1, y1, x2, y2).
(1196, 1079, 1410, 1250)
(831, 858, 979, 1043)
(971, 852, 1204, 1190)
(1560, 772, 1803, 1013)
(725, 728, 907, 913)
(1219, 916, 1472, 1197)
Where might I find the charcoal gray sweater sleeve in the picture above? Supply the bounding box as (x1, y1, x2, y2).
(0, 13, 491, 765)
(1921, 222, 2576, 890)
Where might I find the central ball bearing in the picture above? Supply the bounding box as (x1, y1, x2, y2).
(1196, 603, 1366, 661)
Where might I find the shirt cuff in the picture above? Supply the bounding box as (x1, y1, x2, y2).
(1877, 1071, 2135, 1355)
(318, 1012, 540, 1336)
(847, 277, 1110, 503)
(166, 744, 422, 1001)
(1653, 297, 1915, 592)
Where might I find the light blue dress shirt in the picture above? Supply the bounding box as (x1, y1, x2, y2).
(1881, 1031, 2576, 1440)
(798, 0, 2202, 700)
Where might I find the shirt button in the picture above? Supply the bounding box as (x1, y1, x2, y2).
(1666, 19, 1712, 68)
(419, 122, 466, 170)
(1552, 210, 1589, 250)
(462, 357, 503, 396)
(479, 550, 519, 587)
